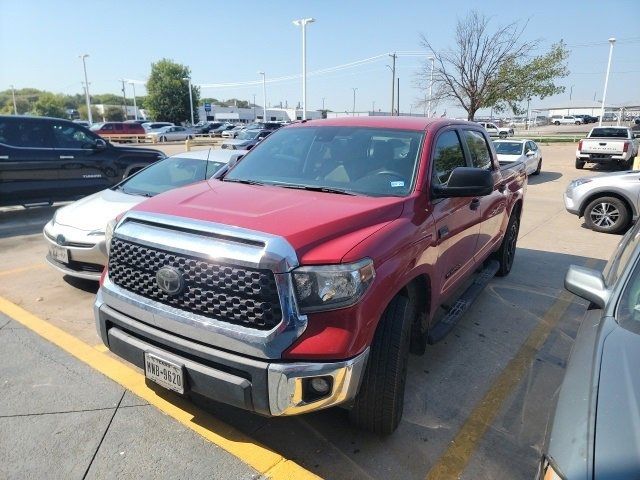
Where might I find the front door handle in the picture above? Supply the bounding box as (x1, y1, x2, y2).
(497, 182, 506, 193)
(59, 155, 75, 159)
(470, 198, 481, 211)
(438, 226, 450, 240)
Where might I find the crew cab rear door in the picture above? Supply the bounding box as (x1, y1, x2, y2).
(429, 128, 482, 298)
(459, 128, 508, 261)
(51, 120, 114, 197)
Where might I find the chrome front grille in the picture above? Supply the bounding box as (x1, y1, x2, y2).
(108, 238, 282, 330)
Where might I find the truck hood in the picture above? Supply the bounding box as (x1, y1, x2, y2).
(131, 180, 405, 264)
(55, 189, 144, 232)
(594, 325, 640, 479)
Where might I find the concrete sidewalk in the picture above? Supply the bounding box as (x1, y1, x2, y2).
(0, 313, 259, 480)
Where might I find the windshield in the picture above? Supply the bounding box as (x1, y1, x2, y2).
(118, 157, 225, 196)
(590, 128, 628, 138)
(494, 142, 523, 155)
(237, 130, 259, 140)
(224, 126, 423, 197)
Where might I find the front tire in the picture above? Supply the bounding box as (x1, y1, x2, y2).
(533, 158, 542, 175)
(349, 295, 412, 435)
(494, 213, 520, 276)
(159, 136, 166, 143)
(575, 159, 585, 169)
(584, 196, 630, 234)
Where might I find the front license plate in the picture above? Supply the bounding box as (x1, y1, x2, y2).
(144, 353, 185, 394)
(49, 245, 69, 264)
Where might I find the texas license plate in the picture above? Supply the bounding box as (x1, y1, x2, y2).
(144, 353, 185, 394)
(49, 245, 69, 264)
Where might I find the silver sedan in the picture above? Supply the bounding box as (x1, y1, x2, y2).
(564, 170, 640, 234)
(146, 126, 193, 142)
(493, 139, 542, 175)
(44, 148, 247, 280)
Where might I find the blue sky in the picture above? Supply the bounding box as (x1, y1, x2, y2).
(1, 0, 638, 117)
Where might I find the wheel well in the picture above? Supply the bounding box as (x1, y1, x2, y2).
(579, 192, 634, 218)
(396, 274, 431, 355)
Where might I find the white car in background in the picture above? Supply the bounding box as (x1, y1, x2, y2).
(493, 139, 542, 175)
(478, 121, 514, 139)
(146, 125, 193, 142)
(43, 148, 247, 280)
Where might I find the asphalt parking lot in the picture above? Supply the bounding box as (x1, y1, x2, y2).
(0, 142, 622, 479)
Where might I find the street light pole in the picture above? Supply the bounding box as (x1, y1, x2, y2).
(352, 87, 358, 116)
(129, 81, 138, 120)
(372, 101, 375, 115)
(292, 18, 315, 120)
(9, 85, 17, 115)
(389, 53, 397, 115)
(253, 93, 256, 120)
(183, 77, 194, 125)
(599, 37, 616, 126)
(427, 56, 434, 118)
(79, 54, 93, 125)
(258, 71, 267, 122)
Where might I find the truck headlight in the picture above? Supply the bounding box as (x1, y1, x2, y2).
(292, 259, 375, 313)
(104, 218, 117, 255)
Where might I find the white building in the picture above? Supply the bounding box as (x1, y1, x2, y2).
(197, 105, 323, 123)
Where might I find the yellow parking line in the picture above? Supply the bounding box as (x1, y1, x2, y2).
(0, 264, 46, 277)
(0, 295, 320, 480)
(425, 258, 598, 480)
(93, 343, 109, 353)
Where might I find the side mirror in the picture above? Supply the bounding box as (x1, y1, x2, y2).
(633, 133, 640, 139)
(526, 150, 535, 157)
(94, 138, 107, 149)
(564, 265, 609, 308)
(432, 167, 494, 198)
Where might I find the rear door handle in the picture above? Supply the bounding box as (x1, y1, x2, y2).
(470, 198, 481, 211)
(59, 155, 74, 159)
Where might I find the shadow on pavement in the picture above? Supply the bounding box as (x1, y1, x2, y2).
(528, 171, 562, 185)
(135, 248, 610, 480)
(63, 275, 99, 293)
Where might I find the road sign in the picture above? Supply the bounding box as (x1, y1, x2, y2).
(204, 103, 211, 112)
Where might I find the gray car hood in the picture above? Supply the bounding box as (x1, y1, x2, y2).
(54, 189, 144, 232)
(594, 325, 640, 479)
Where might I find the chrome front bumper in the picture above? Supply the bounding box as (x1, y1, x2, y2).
(43, 221, 107, 280)
(95, 295, 368, 416)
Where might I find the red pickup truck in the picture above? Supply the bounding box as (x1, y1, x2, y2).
(95, 117, 526, 434)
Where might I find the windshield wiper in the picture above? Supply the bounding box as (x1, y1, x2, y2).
(224, 178, 264, 186)
(276, 183, 358, 196)
(117, 186, 153, 197)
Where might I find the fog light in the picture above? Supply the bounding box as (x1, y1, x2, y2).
(310, 377, 331, 394)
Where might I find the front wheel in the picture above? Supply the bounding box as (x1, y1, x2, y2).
(159, 136, 166, 143)
(584, 196, 630, 234)
(493, 213, 520, 276)
(554, 121, 560, 125)
(533, 158, 542, 175)
(575, 159, 585, 169)
(349, 295, 413, 435)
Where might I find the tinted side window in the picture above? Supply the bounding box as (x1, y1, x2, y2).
(431, 130, 467, 185)
(52, 122, 96, 149)
(2, 120, 53, 148)
(462, 130, 492, 170)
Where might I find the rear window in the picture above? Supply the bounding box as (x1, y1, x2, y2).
(589, 128, 628, 138)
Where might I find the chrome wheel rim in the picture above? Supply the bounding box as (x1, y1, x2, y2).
(590, 202, 620, 228)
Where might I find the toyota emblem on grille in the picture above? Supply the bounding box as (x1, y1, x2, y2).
(56, 234, 66, 246)
(156, 266, 184, 295)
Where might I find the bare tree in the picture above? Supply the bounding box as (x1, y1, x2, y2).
(416, 11, 568, 120)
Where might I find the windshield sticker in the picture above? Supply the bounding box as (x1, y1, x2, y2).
(390, 181, 405, 188)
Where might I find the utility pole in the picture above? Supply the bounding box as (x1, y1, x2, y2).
(372, 101, 375, 115)
(322, 97, 325, 110)
(10, 85, 17, 115)
(599, 37, 616, 126)
(258, 71, 267, 122)
(182, 77, 194, 125)
(427, 56, 434, 118)
(129, 81, 138, 120)
(292, 18, 315, 120)
(253, 94, 256, 120)
(389, 53, 397, 115)
(397, 77, 400, 116)
(78, 54, 92, 125)
(120, 79, 128, 120)
(352, 87, 358, 116)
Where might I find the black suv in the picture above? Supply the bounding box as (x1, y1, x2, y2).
(0, 116, 164, 207)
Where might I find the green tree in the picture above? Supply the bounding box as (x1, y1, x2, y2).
(146, 59, 200, 124)
(418, 11, 569, 120)
(104, 106, 125, 121)
(78, 104, 101, 122)
(33, 92, 67, 118)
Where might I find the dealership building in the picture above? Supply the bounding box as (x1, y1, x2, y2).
(197, 105, 323, 123)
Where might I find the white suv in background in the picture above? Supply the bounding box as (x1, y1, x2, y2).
(551, 115, 582, 125)
(477, 121, 514, 138)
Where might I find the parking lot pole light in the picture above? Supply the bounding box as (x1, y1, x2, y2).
(322, 97, 325, 110)
(352, 87, 357, 116)
(129, 82, 138, 120)
(293, 18, 315, 120)
(599, 37, 616, 127)
(79, 54, 93, 125)
(183, 77, 194, 126)
(10, 85, 17, 115)
(253, 94, 256, 120)
(258, 72, 266, 122)
(388, 53, 397, 115)
(428, 56, 434, 118)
